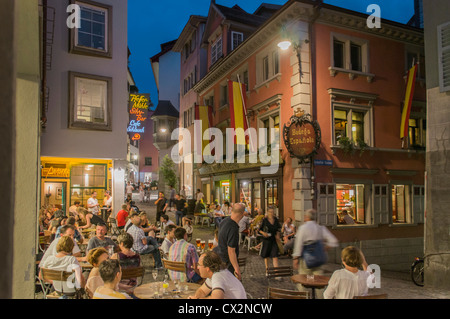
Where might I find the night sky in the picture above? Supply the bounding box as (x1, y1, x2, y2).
(127, 0, 414, 107)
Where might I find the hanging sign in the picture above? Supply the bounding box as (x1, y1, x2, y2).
(283, 109, 321, 164)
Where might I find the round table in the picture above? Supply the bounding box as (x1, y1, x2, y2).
(291, 274, 330, 299)
(134, 281, 200, 299)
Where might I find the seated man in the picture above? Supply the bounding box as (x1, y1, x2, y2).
(93, 259, 132, 299)
(160, 224, 177, 257)
(238, 211, 251, 243)
(126, 211, 163, 269)
(86, 223, 117, 254)
(189, 251, 247, 299)
(168, 227, 202, 283)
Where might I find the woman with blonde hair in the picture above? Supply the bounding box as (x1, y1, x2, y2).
(85, 247, 110, 298)
(324, 246, 372, 299)
(77, 207, 105, 229)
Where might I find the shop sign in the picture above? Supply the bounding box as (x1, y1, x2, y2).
(283, 110, 321, 164)
(41, 166, 70, 178)
(221, 181, 230, 187)
(128, 93, 150, 140)
(314, 159, 333, 166)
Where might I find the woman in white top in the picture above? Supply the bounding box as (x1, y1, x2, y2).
(281, 217, 296, 243)
(41, 236, 86, 294)
(324, 246, 372, 299)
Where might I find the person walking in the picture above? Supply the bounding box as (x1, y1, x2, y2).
(217, 203, 245, 281)
(258, 207, 281, 275)
(292, 209, 338, 298)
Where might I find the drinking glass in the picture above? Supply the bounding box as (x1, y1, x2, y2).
(201, 240, 206, 251)
(152, 270, 158, 281)
(208, 240, 214, 250)
(196, 238, 201, 248)
(307, 274, 315, 281)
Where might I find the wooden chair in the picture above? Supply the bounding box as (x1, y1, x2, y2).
(162, 259, 188, 281)
(354, 293, 388, 299)
(268, 287, 309, 299)
(266, 266, 293, 279)
(120, 266, 145, 286)
(40, 268, 77, 299)
(238, 256, 247, 275)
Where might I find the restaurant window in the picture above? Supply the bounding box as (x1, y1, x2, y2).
(392, 184, 412, 224)
(70, 164, 107, 207)
(408, 118, 426, 148)
(239, 180, 252, 209)
(70, 0, 112, 58)
(69, 72, 112, 131)
(333, 105, 371, 146)
(336, 184, 366, 225)
(265, 179, 279, 217)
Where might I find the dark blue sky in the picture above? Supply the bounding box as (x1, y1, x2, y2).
(127, 0, 414, 107)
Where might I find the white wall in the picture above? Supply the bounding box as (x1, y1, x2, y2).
(41, 0, 128, 160)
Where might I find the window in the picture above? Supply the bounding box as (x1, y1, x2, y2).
(333, 105, 372, 146)
(231, 31, 243, 51)
(391, 184, 412, 223)
(331, 34, 369, 73)
(220, 83, 228, 107)
(262, 56, 269, 81)
(69, 72, 112, 131)
(408, 118, 426, 148)
(211, 36, 223, 65)
(70, 0, 112, 58)
(406, 51, 426, 79)
(256, 47, 281, 86)
(273, 51, 280, 75)
(438, 21, 450, 92)
(259, 112, 280, 148)
(336, 184, 366, 225)
(70, 164, 107, 207)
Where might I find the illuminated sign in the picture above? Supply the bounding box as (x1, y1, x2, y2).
(128, 93, 150, 141)
(221, 181, 230, 187)
(42, 167, 70, 178)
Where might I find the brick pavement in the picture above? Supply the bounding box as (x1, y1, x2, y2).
(136, 197, 450, 299)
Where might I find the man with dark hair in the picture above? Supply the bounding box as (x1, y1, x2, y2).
(173, 193, 187, 226)
(160, 224, 177, 256)
(93, 259, 132, 299)
(168, 227, 201, 283)
(188, 251, 247, 299)
(154, 192, 168, 224)
(217, 203, 245, 280)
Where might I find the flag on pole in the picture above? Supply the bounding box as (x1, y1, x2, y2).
(228, 80, 249, 146)
(400, 64, 418, 139)
(195, 104, 213, 157)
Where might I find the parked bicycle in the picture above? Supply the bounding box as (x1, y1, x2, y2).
(411, 256, 424, 287)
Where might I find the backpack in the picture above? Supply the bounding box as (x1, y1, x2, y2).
(301, 226, 327, 268)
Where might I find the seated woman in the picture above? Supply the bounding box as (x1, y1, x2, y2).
(40, 236, 86, 296)
(85, 247, 110, 298)
(212, 204, 224, 228)
(77, 207, 105, 230)
(182, 217, 193, 236)
(111, 232, 141, 294)
(281, 217, 296, 254)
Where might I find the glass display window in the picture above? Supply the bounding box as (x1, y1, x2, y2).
(336, 184, 365, 224)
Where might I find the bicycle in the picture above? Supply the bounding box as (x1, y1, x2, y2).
(411, 256, 424, 287)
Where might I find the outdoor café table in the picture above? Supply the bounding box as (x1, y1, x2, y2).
(291, 274, 330, 299)
(134, 281, 200, 299)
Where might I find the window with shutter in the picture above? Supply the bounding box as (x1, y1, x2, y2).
(317, 183, 336, 226)
(438, 21, 450, 92)
(412, 185, 425, 224)
(374, 184, 389, 224)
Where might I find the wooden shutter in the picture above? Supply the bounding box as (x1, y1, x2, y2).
(373, 184, 390, 225)
(438, 21, 450, 92)
(317, 183, 336, 226)
(413, 185, 425, 224)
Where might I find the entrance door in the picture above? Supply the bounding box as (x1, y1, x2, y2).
(265, 179, 279, 217)
(43, 181, 67, 213)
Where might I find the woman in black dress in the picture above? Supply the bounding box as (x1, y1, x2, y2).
(258, 207, 281, 274)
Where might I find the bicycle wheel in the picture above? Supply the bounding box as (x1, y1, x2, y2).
(411, 260, 424, 287)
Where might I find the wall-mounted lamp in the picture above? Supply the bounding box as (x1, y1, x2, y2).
(277, 40, 292, 51)
(160, 128, 167, 133)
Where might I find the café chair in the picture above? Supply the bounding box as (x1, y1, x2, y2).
(238, 256, 247, 275)
(268, 287, 309, 299)
(354, 293, 388, 299)
(121, 266, 145, 287)
(108, 218, 122, 237)
(266, 266, 293, 279)
(159, 248, 168, 260)
(162, 259, 188, 281)
(39, 268, 78, 299)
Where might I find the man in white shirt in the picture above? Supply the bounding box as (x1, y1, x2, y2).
(126, 182, 134, 201)
(189, 251, 247, 299)
(87, 191, 100, 215)
(292, 209, 338, 298)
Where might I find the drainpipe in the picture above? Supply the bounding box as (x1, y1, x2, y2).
(41, 0, 48, 129)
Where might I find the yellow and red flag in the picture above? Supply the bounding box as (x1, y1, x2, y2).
(228, 80, 249, 145)
(195, 104, 213, 156)
(400, 64, 418, 139)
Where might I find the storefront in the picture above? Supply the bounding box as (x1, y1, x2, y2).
(40, 157, 112, 213)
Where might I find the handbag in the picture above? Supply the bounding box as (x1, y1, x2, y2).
(301, 226, 327, 268)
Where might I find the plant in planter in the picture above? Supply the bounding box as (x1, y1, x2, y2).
(356, 138, 369, 157)
(337, 136, 355, 155)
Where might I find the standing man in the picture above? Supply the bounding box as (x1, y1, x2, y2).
(103, 190, 113, 219)
(87, 191, 100, 216)
(125, 181, 134, 202)
(196, 189, 204, 203)
(173, 194, 187, 226)
(180, 186, 186, 199)
(169, 186, 176, 211)
(292, 209, 338, 298)
(154, 192, 168, 225)
(217, 203, 245, 280)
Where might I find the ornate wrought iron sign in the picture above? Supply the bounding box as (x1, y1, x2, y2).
(283, 110, 321, 164)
